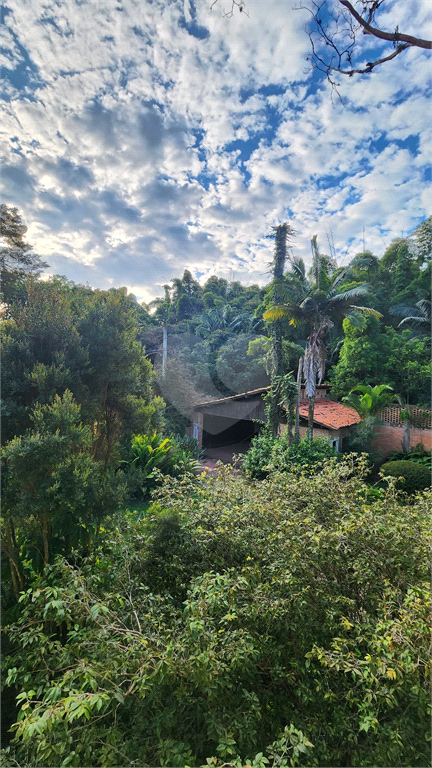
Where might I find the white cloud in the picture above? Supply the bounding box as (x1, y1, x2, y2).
(0, 0, 430, 300)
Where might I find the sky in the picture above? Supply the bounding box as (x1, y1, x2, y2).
(1, 0, 431, 302)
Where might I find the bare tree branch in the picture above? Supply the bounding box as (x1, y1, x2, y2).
(210, 0, 431, 91)
(340, 0, 432, 49)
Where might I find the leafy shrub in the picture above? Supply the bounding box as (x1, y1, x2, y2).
(170, 433, 203, 476)
(243, 433, 336, 479)
(241, 430, 276, 479)
(388, 444, 431, 468)
(4, 460, 430, 767)
(381, 460, 431, 493)
(125, 432, 202, 498)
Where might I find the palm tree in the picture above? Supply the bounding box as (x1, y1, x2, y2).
(342, 384, 396, 419)
(390, 298, 431, 337)
(264, 237, 380, 441)
(343, 384, 398, 453)
(266, 223, 295, 436)
(268, 223, 295, 377)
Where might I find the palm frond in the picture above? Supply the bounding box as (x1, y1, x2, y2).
(398, 316, 430, 330)
(390, 303, 422, 318)
(264, 305, 293, 322)
(327, 284, 370, 304)
(417, 299, 431, 317)
(288, 255, 306, 279)
(349, 306, 383, 318)
(328, 266, 353, 294)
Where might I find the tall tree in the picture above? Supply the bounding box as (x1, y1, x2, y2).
(265, 223, 295, 436)
(0, 205, 48, 304)
(2, 278, 164, 457)
(265, 237, 378, 440)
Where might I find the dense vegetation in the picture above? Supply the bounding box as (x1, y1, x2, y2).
(2, 463, 430, 767)
(138, 218, 431, 422)
(1, 207, 431, 767)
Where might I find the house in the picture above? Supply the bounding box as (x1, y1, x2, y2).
(295, 385, 361, 451)
(188, 384, 361, 451)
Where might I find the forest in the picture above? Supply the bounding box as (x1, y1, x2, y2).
(1, 204, 431, 768)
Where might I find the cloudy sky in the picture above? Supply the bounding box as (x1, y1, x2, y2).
(1, 0, 430, 302)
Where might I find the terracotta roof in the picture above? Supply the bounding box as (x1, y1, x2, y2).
(194, 386, 270, 409)
(298, 399, 361, 430)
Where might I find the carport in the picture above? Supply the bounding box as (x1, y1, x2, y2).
(188, 387, 269, 448)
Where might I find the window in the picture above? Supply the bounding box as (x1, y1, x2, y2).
(331, 438, 339, 452)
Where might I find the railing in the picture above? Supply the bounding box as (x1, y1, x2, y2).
(377, 405, 431, 430)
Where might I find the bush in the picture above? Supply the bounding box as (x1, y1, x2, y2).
(4, 460, 430, 768)
(124, 432, 202, 499)
(241, 430, 276, 479)
(381, 460, 431, 493)
(243, 433, 337, 479)
(388, 444, 431, 468)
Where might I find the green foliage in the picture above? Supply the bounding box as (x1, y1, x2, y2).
(388, 445, 431, 467)
(342, 384, 396, 418)
(380, 460, 431, 494)
(131, 432, 173, 474)
(329, 317, 383, 400)
(341, 384, 392, 459)
(3, 461, 430, 767)
(241, 430, 277, 480)
(330, 323, 431, 404)
(216, 334, 270, 393)
(1, 277, 164, 450)
(380, 328, 431, 405)
(0, 205, 48, 304)
(2, 392, 126, 595)
(125, 432, 201, 498)
(242, 434, 336, 479)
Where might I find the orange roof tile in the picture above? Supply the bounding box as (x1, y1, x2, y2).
(298, 399, 361, 430)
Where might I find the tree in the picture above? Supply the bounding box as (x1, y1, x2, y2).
(1, 277, 89, 443)
(265, 237, 378, 440)
(409, 215, 432, 264)
(1, 278, 164, 460)
(1, 392, 125, 599)
(330, 322, 431, 405)
(212, 1, 431, 91)
(329, 315, 383, 399)
(171, 269, 203, 321)
(77, 287, 164, 467)
(0, 205, 48, 304)
(266, 223, 295, 436)
(302, 0, 431, 90)
(380, 327, 431, 405)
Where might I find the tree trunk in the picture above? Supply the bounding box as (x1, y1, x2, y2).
(41, 513, 49, 567)
(286, 403, 293, 447)
(402, 419, 410, 453)
(295, 357, 303, 443)
(2, 517, 24, 601)
(273, 322, 284, 376)
(307, 395, 315, 443)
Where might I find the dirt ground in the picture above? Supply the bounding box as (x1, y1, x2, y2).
(199, 440, 251, 471)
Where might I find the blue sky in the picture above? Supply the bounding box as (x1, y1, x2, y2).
(1, 0, 430, 301)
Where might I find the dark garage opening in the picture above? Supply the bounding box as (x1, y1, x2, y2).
(202, 415, 258, 448)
